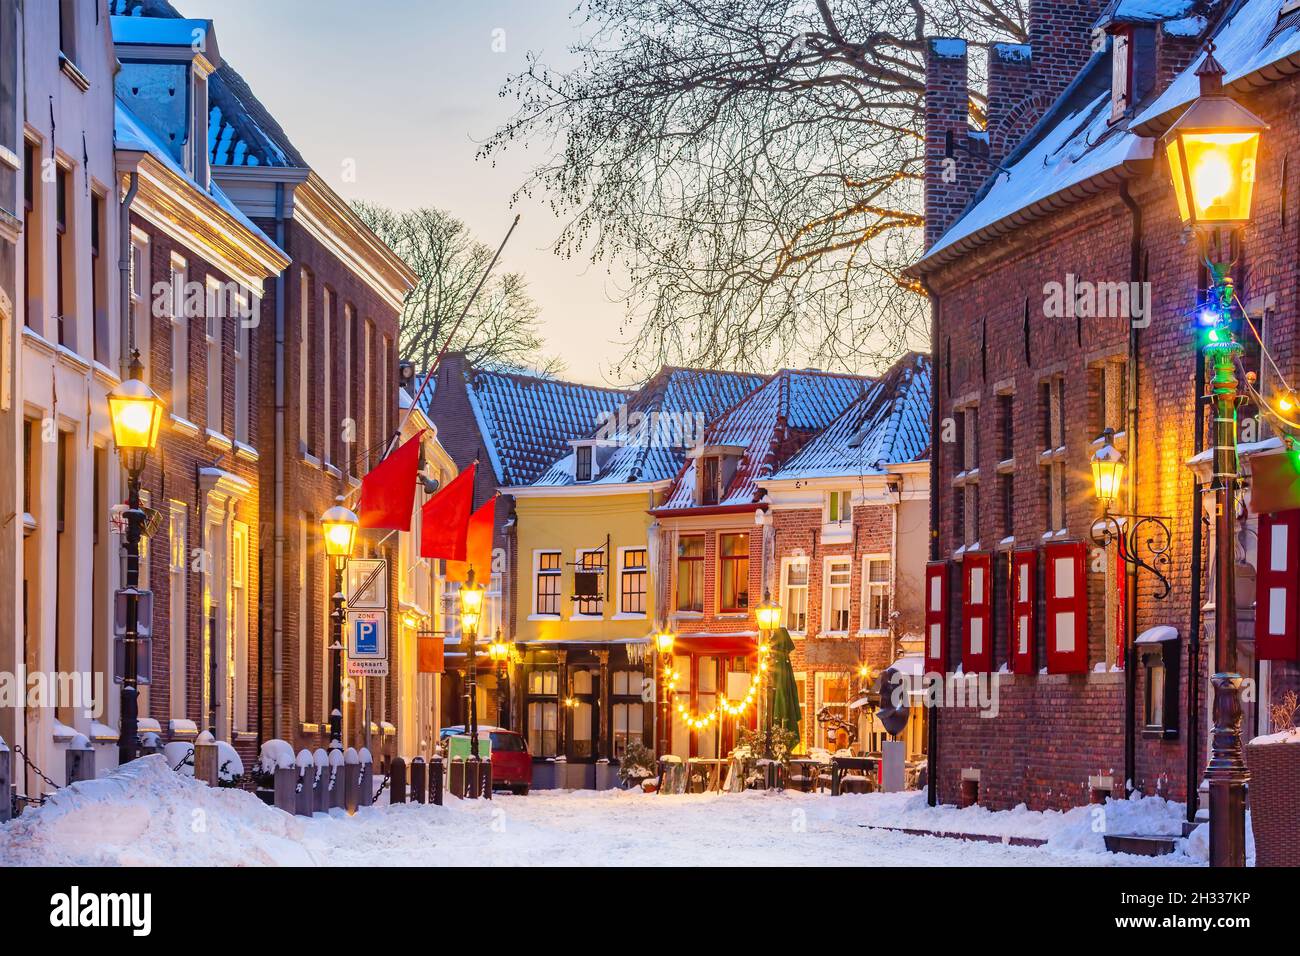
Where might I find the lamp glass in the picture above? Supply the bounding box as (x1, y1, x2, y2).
(655, 629, 675, 654)
(1091, 443, 1125, 506)
(755, 598, 781, 631)
(1167, 130, 1259, 227)
(108, 379, 164, 452)
(320, 502, 359, 558)
(460, 609, 481, 636)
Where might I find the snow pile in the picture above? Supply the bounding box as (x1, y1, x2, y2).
(0, 755, 318, 866)
(1249, 728, 1300, 746)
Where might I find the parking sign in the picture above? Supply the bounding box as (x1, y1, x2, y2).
(346, 610, 388, 677)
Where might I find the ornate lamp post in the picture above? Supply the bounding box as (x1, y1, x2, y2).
(320, 497, 358, 751)
(458, 569, 486, 770)
(107, 352, 164, 766)
(654, 627, 675, 755)
(1163, 43, 1266, 868)
(754, 590, 782, 758)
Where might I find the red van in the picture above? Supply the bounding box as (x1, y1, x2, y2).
(439, 726, 533, 795)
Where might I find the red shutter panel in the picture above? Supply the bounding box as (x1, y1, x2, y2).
(1045, 541, 1088, 674)
(1010, 549, 1037, 675)
(1256, 511, 1300, 661)
(962, 553, 992, 673)
(925, 561, 948, 673)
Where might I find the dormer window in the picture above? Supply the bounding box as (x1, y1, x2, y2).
(826, 490, 852, 525)
(1111, 29, 1133, 122)
(575, 445, 593, 482)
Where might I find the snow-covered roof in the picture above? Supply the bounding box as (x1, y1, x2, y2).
(110, 14, 216, 52)
(114, 99, 285, 257)
(766, 353, 931, 482)
(656, 369, 872, 511)
(1095, 0, 1198, 26)
(531, 367, 766, 488)
(420, 365, 630, 488)
(111, 0, 307, 169)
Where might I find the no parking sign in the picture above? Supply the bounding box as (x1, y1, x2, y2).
(346, 610, 389, 676)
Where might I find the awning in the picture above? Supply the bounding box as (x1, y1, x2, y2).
(672, 634, 758, 655)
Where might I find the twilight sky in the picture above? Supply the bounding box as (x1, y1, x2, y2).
(175, 0, 625, 385)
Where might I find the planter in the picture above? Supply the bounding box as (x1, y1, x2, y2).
(1245, 740, 1300, 866)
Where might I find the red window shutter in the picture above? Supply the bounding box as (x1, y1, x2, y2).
(925, 561, 948, 673)
(1045, 541, 1088, 674)
(962, 552, 992, 673)
(1256, 511, 1300, 661)
(1010, 549, 1037, 675)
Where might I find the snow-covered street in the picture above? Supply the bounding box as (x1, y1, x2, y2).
(0, 756, 1212, 867)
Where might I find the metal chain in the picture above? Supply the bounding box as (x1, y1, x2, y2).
(13, 743, 58, 799)
(171, 747, 194, 772)
(372, 773, 391, 802)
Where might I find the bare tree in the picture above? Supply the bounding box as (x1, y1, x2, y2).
(484, 0, 1026, 378)
(353, 201, 562, 376)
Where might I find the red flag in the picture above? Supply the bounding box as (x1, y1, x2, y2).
(420, 462, 476, 560)
(357, 431, 424, 530)
(447, 497, 496, 584)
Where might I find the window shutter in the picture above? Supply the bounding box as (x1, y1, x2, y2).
(925, 561, 948, 673)
(962, 552, 992, 673)
(1010, 549, 1037, 675)
(1045, 541, 1088, 673)
(1256, 511, 1300, 661)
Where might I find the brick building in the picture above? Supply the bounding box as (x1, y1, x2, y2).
(649, 369, 869, 758)
(113, 18, 289, 765)
(759, 353, 931, 757)
(910, 0, 1300, 811)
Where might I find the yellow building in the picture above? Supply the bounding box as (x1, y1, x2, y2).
(505, 368, 763, 783)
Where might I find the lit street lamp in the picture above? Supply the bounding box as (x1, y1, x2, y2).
(1163, 42, 1266, 868)
(488, 630, 511, 729)
(459, 569, 486, 793)
(108, 351, 164, 766)
(321, 497, 358, 751)
(654, 627, 675, 755)
(754, 590, 782, 759)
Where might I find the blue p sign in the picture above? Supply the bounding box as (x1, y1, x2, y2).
(355, 618, 380, 655)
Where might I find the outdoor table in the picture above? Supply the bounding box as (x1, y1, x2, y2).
(830, 756, 879, 795)
(686, 757, 728, 793)
(786, 758, 829, 792)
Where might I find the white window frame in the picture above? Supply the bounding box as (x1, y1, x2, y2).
(343, 302, 354, 477)
(233, 292, 254, 447)
(814, 672, 850, 749)
(779, 556, 809, 635)
(231, 520, 249, 732)
(822, 556, 852, 635)
(825, 489, 852, 525)
(204, 275, 223, 436)
(168, 501, 188, 717)
(169, 254, 189, 420)
(860, 553, 892, 635)
(129, 229, 150, 382)
(298, 267, 311, 458)
(322, 286, 333, 465)
(574, 444, 594, 482)
(531, 549, 562, 619)
(571, 547, 605, 620)
(615, 545, 648, 619)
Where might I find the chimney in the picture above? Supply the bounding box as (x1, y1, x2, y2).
(1155, 19, 1206, 92)
(923, 38, 986, 249)
(985, 42, 1034, 164)
(1028, 0, 1107, 102)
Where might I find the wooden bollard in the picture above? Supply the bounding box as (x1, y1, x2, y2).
(295, 750, 314, 816)
(193, 732, 219, 787)
(410, 756, 427, 804)
(466, 757, 481, 799)
(0, 735, 10, 822)
(343, 747, 360, 814)
(274, 766, 297, 813)
(449, 756, 465, 799)
(430, 756, 444, 806)
(66, 735, 96, 785)
(328, 749, 346, 810)
(313, 749, 330, 813)
(389, 756, 407, 804)
(359, 747, 374, 808)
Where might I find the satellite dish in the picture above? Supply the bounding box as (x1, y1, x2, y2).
(874, 667, 910, 737)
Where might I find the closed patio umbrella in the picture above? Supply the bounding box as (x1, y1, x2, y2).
(769, 627, 802, 741)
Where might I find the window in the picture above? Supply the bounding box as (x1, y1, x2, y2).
(232, 521, 249, 732)
(528, 667, 559, 757)
(205, 277, 223, 434)
(1110, 29, 1132, 122)
(1097, 361, 1126, 435)
(961, 404, 980, 546)
(58, 0, 77, 63)
(23, 140, 40, 329)
(781, 558, 808, 633)
(574, 550, 604, 616)
(169, 502, 188, 715)
(535, 551, 561, 616)
(298, 267, 311, 455)
(362, 320, 373, 470)
(55, 164, 70, 347)
(619, 548, 647, 615)
(676, 535, 704, 613)
(814, 673, 850, 750)
(823, 557, 851, 633)
(826, 490, 852, 524)
(129, 233, 150, 381)
(998, 392, 1014, 462)
(1041, 376, 1067, 532)
(575, 445, 593, 482)
(91, 192, 107, 363)
(612, 669, 644, 757)
(234, 293, 252, 445)
(169, 256, 188, 419)
(322, 287, 333, 463)
(862, 555, 891, 632)
(718, 533, 749, 613)
(343, 303, 355, 476)
(700, 455, 721, 505)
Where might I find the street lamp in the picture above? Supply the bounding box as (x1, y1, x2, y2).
(754, 589, 781, 759)
(1163, 42, 1266, 868)
(653, 627, 675, 755)
(488, 629, 511, 729)
(459, 569, 486, 785)
(108, 351, 164, 766)
(320, 496, 358, 751)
